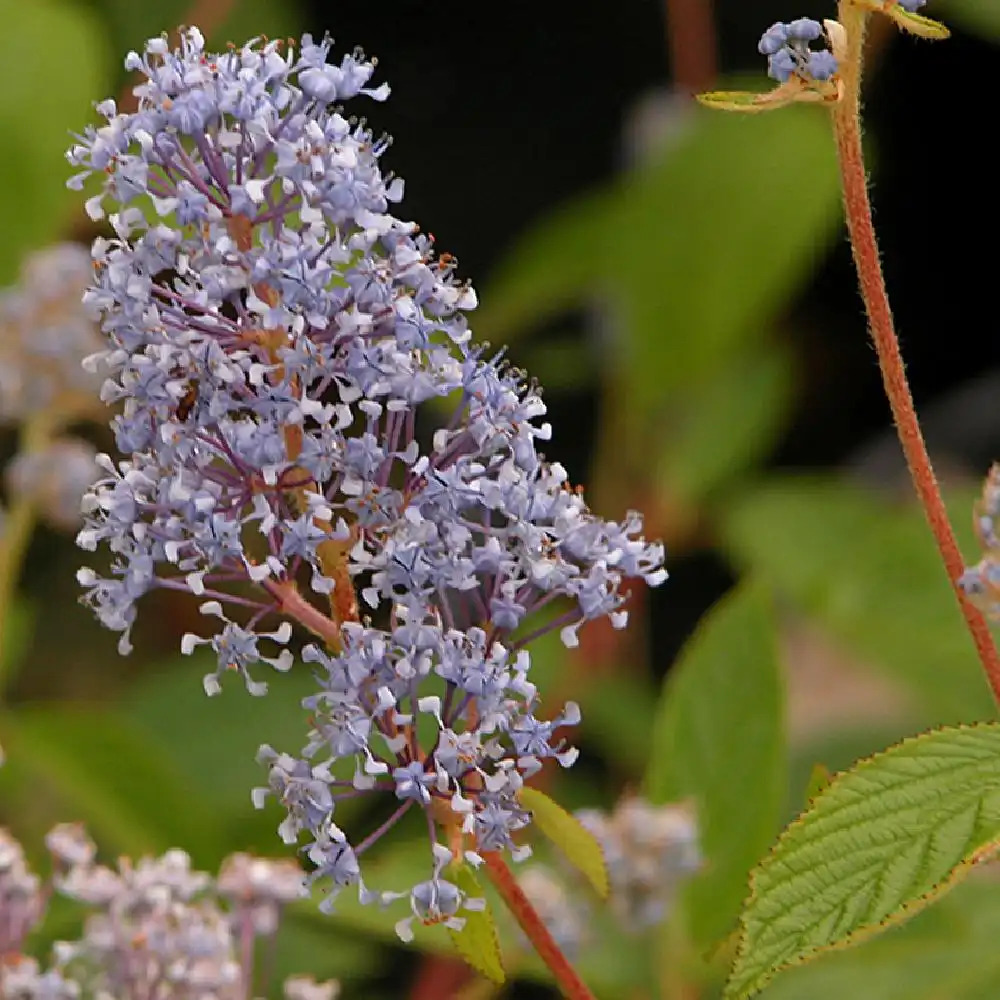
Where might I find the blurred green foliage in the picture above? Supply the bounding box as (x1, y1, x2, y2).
(2, 1, 1000, 997)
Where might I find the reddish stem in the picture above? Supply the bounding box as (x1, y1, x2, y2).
(832, 5, 1000, 704)
(481, 852, 595, 1000)
(268, 580, 343, 650)
(663, 0, 718, 92)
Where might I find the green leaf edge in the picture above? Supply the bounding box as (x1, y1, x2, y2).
(446, 861, 506, 984)
(890, 8, 951, 38)
(696, 90, 776, 114)
(725, 722, 1000, 1000)
(519, 786, 610, 899)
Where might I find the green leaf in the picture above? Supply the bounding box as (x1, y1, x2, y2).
(727, 723, 1000, 1000)
(478, 105, 841, 419)
(803, 761, 833, 803)
(606, 106, 840, 417)
(0, 704, 224, 860)
(473, 188, 616, 348)
(0, 598, 37, 695)
(645, 581, 786, 946)
(124, 653, 318, 815)
(655, 344, 796, 504)
(721, 476, 996, 722)
(580, 671, 659, 772)
(0, 0, 108, 280)
(888, 7, 951, 38)
(519, 786, 610, 898)
(696, 90, 793, 113)
(939, 0, 1000, 39)
(447, 861, 505, 984)
(756, 879, 1000, 1000)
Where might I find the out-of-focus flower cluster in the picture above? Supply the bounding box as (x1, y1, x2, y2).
(0, 244, 103, 533)
(67, 25, 667, 935)
(514, 798, 700, 954)
(959, 464, 1000, 617)
(0, 823, 338, 1000)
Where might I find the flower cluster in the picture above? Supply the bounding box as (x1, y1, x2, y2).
(959, 463, 1000, 618)
(0, 824, 336, 1000)
(68, 29, 666, 930)
(0, 244, 102, 532)
(758, 18, 838, 83)
(513, 798, 700, 954)
(577, 797, 700, 930)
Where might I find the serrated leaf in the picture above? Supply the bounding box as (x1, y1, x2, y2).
(447, 861, 505, 984)
(803, 761, 833, 803)
(645, 581, 785, 947)
(757, 879, 1000, 1000)
(520, 786, 609, 898)
(727, 723, 1000, 1000)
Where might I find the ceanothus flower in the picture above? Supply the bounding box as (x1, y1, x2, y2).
(69, 28, 666, 931)
(758, 18, 839, 82)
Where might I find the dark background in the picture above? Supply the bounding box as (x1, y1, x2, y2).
(302, 0, 999, 654)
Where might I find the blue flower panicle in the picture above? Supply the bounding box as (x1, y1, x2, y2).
(68, 29, 666, 928)
(758, 18, 839, 83)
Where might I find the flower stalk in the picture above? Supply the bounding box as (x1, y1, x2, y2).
(482, 851, 596, 1000)
(831, 0, 1000, 704)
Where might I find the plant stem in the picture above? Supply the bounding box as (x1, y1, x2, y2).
(663, 0, 718, 91)
(481, 851, 596, 1000)
(832, 1, 1000, 704)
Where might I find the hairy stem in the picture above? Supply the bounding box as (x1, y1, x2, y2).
(481, 852, 595, 1000)
(832, 1, 1000, 703)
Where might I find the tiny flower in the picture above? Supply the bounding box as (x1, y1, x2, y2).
(757, 22, 788, 55)
(5, 438, 100, 531)
(0, 828, 46, 954)
(960, 464, 1000, 620)
(0, 244, 105, 428)
(393, 844, 483, 942)
(786, 17, 823, 41)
